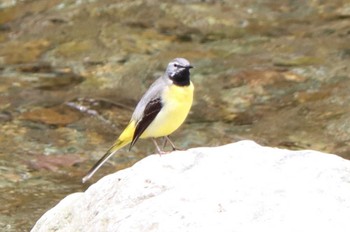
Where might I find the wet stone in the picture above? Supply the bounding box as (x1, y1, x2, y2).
(0, 40, 50, 64)
(19, 105, 82, 126)
(26, 154, 86, 172)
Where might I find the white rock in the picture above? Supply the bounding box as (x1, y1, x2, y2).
(31, 140, 350, 232)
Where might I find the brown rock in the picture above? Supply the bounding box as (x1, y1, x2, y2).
(19, 106, 81, 126)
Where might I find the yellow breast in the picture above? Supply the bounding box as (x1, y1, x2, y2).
(141, 81, 194, 138)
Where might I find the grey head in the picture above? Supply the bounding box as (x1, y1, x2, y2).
(165, 58, 193, 86)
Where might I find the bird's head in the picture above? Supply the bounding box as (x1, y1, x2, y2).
(166, 58, 193, 86)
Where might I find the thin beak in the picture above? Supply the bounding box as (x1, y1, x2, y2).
(186, 65, 194, 69)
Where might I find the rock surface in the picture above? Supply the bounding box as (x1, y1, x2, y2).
(31, 141, 350, 232)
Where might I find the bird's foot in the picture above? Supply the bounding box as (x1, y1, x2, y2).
(154, 137, 185, 155)
(157, 150, 171, 156)
(153, 138, 170, 155)
(163, 136, 185, 152)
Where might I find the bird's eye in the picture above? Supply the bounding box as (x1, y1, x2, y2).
(174, 64, 178, 67)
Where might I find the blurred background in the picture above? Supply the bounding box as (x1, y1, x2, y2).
(0, 0, 349, 230)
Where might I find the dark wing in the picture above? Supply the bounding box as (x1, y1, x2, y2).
(129, 97, 162, 150)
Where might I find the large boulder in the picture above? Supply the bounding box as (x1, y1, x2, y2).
(32, 141, 350, 232)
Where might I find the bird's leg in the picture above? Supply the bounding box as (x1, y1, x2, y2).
(165, 136, 178, 151)
(152, 138, 167, 155)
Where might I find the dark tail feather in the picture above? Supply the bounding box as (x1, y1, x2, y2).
(82, 139, 128, 183)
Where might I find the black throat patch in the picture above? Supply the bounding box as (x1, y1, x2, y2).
(171, 69, 191, 86)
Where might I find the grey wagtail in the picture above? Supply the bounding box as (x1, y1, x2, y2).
(82, 58, 194, 183)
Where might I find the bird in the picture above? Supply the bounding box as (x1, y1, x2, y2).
(82, 58, 194, 183)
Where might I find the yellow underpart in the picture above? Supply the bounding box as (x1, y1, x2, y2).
(109, 81, 194, 153)
(141, 81, 194, 138)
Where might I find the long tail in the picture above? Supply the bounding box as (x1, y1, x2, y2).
(82, 121, 135, 183)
